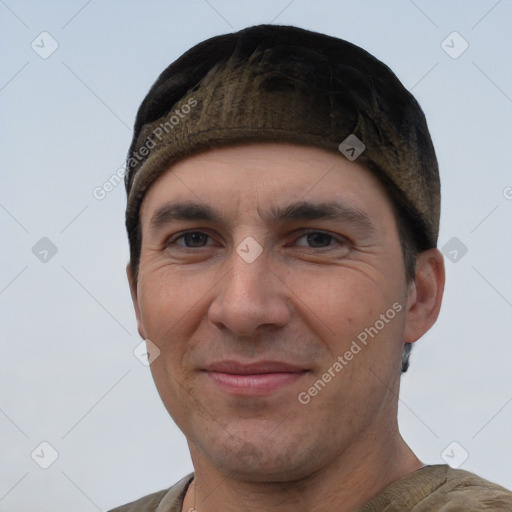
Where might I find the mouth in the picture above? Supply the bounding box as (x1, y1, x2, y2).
(203, 360, 308, 396)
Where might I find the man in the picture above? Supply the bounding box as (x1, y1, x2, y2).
(111, 24, 512, 511)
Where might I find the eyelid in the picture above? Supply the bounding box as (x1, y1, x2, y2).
(291, 228, 350, 247)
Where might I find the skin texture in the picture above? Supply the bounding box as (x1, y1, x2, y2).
(127, 142, 445, 512)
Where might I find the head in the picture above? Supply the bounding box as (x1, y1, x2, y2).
(124, 25, 444, 481)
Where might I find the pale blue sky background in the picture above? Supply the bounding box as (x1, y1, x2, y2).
(1, 1, 511, 510)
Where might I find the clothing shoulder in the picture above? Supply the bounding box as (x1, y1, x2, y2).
(107, 473, 194, 512)
(107, 489, 170, 512)
(432, 466, 512, 511)
(358, 465, 512, 512)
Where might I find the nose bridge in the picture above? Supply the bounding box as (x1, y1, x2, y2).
(226, 218, 270, 291)
(231, 239, 269, 293)
(208, 237, 290, 335)
(225, 236, 273, 307)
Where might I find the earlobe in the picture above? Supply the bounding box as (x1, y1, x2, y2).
(404, 248, 445, 343)
(126, 263, 147, 340)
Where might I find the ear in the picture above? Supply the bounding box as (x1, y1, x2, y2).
(126, 263, 147, 340)
(404, 248, 445, 343)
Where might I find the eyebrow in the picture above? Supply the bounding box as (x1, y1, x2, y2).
(149, 199, 375, 234)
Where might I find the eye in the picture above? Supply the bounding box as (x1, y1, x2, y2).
(165, 230, 347, 251)
(294, 231, 345, 249)
(168, 231, 213, 248)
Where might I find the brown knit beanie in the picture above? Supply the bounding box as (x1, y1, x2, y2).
(125, 24, 440, 270)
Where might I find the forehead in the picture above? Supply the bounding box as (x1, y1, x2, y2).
(139, 143, 395, 225)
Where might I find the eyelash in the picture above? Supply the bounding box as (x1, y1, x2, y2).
(165, 229, 348, 250)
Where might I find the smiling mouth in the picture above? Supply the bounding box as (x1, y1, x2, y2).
(204, 360, 308, 396)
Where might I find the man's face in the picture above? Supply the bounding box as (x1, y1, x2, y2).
(129, 143, 415, 481)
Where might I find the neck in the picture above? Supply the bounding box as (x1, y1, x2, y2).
(182, 430, 423, 512)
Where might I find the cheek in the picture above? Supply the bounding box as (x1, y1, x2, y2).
(136, 268, 216, 385)
(287, 268, 391, 331)
(137, 268, 207, 334)
(138, 272, 201, 420)
(284, 266, 406, 376)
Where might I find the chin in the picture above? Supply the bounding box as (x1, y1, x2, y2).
(200, 430, 323, 483)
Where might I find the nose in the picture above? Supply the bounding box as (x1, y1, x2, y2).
(207, 244, 292, 337)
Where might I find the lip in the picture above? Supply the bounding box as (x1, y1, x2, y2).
(206, 360, 306, 374)
(204, 360, 308, 396)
